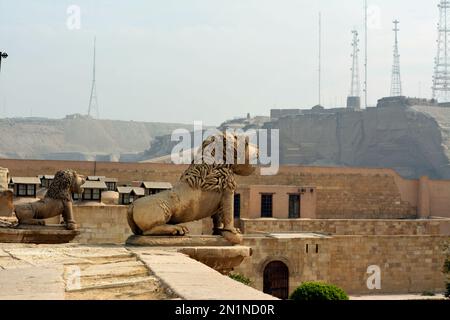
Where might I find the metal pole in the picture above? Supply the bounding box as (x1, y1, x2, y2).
(364, 0, 368, 108)
(318, 12, 322, 106)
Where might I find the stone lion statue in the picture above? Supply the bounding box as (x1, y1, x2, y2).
(15, 170, 85, 230)
(127, 132, 258, 244)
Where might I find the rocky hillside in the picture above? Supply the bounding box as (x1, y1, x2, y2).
(141, 99, 450, 180)
(0, 114, 186, 161)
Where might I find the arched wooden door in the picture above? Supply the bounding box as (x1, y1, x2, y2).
(263, 261, 289, 299)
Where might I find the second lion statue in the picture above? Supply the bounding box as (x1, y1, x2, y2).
(127, 132, 259, 244)
(15, 170, 85, 230)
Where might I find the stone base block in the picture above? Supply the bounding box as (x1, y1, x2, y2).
(126, 235, 233, 247)
(0, 224, 80, 244)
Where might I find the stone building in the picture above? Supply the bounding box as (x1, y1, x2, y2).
(86, 176, 118, 192)
(78, 181, 107, 202)
(235, 185, 316, 220)
(136, 181, 172, 196)
(117, 186, 145, 205)
(9, 177, 41, 198)
(39, 175, 54, 188)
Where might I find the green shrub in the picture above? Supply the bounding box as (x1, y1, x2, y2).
(228, 273, 252, 286)
(421, 291, 436, 296)
(290, 282, 349, 301)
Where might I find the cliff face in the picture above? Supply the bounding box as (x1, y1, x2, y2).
(140, 102, 450, 180)
(0, 116, 185, 161)
(270, 105, 450, 179)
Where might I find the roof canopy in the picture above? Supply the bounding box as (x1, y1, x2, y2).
(81, 181, 108, 189)
(140, 182, 172, 190)
(11, 177, 41, 185)
(117, 187, 145, 196)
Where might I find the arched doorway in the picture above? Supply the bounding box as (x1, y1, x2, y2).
(263, 261, 289, 299)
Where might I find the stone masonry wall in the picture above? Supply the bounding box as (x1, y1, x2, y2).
(72, 205, 132, 244)
(0, 159, 424, 219)
(72, 205, 204, 244)
(240, 218, 450, 236)
(236, 235, 448, 295)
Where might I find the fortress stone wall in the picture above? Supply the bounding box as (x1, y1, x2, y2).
(240, 218, 450, 235)
(1, 159, 450, 219)
(236, 235, 448, 295)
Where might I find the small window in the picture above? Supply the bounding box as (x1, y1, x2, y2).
(106, 182, 116, 191)
(27, 184, 35, 196)
(83, 189, 92, 200)
(18, 184, 27, 196)
(92, 189, 100, 200)
(289, 194, 300, 219)
(121, 193, 130, 205)
(234, 194, 241, 219)
(261, 194, 273, 218)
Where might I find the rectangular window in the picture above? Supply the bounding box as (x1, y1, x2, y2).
(27, 184, 35, 196)
(106, 182, 115, 191)
(18, 184, 27, 196)
(120, 194, 130, 205)
(83, 189, 92, 200)
(288, 194, 301, 219)
(261, 194, 273, 218)
(92, 189, 100, 200)
(234, 194, 241, 219)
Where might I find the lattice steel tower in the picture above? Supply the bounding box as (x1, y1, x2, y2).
(390, 20, 402, 97)
(87, 37, 99, 118)
(433, 1, 450, 102)
(347, 30, 361, 109)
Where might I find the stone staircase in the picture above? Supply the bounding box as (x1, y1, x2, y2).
(63, 251, 174, 300)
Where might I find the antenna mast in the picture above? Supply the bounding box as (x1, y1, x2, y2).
(347, 30, 361, 109)
(318, 12, 322, 106)
(363, 0, 368, 108)
(88, 37, 99, 118)
(390, 20, 402, 97)
(433, 0, 450, 103)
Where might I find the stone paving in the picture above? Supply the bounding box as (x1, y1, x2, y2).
(0, 243, 276, 300)
(130, 247, 276, 300)
(0, 244, 173, 300)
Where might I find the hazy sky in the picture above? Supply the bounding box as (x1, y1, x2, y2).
(0, 0, 440, 125)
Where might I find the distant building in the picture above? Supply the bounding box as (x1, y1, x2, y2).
(39, 175, 55, 188)
(87, 176, 117, 191)
(117, 187, 145, 205)
(103, 178, 118, 191)
(87, 176, 106, 181)
(10, 177, 41, 198)
(79, 180, 107, 202)
(138, 181, 173, 196)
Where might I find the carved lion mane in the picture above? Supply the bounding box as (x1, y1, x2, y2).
(45, 170, 80, 202)
(180, 132, 255, 193)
